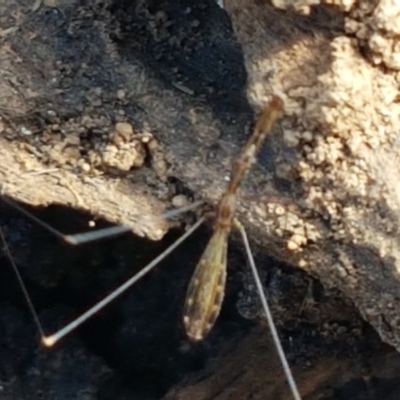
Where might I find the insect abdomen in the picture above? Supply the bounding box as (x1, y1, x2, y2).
(183, 229, 229, 341)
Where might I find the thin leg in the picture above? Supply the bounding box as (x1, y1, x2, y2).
(234, 219, 302, 400)
(0, 225, 45, 339)
(42, 216, 206, 346)
(0, 212, 205, 347)
(1, 196, 203, 245)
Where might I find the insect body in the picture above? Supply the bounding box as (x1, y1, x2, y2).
(1, 95, 301, 399)
(184, 96, 284, 341)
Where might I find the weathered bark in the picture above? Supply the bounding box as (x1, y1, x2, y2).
(2, 0, 400, 353)
(164, 325, 400, 400)
(220, 0, 400, 351)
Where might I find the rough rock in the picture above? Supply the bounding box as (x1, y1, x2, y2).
(1, 0, 400, 364)
(222, 0, 400, 350)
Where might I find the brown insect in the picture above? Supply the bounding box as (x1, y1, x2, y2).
(1, 95, 301, 399)
(2, 95, 283, 345)
(180, 95, 301, 400)
(183, 95, 284, 341)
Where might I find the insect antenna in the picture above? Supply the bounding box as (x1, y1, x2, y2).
(235, 219, 301, 400)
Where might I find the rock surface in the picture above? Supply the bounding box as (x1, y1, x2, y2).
(222, 0, 400, 351)
(2, 0, 400, 398)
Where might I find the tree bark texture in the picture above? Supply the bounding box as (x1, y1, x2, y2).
(1, 0, 400, 351)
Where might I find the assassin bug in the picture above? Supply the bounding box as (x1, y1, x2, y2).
(1, 95, 301, 399)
